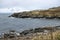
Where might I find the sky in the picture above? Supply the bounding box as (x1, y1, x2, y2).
(0, 0, 60, 13)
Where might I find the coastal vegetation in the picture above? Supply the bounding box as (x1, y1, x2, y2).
(9, 6, 60, 19)
(56, 35, 60, 40)
(0, 26, 60, 40)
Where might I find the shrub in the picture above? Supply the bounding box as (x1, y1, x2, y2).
(57, 35, 60, 40)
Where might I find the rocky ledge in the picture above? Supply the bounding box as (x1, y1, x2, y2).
(9, 6, 60, 19)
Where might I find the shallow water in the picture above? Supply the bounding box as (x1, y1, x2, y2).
(0, 13, 60, 33)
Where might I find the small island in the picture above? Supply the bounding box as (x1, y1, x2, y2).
(9, 6, 60, 19)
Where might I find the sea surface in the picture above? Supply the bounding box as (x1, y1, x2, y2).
(0, 13, 60, 34)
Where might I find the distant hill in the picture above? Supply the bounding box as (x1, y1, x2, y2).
(9, 6, 60, 19)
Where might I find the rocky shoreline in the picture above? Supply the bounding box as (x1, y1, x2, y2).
(0, 26, 60, 40)
(9, 6, 60, 19)
(21, 26, 60, 36)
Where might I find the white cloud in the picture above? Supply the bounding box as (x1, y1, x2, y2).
(0, 8, 11, 13)
(0, 0, 59, 8)
(0, 7, 30, 13)
(0, 0, 60, 13)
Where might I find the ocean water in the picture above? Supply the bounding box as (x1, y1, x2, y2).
(0, 13, 60, 33)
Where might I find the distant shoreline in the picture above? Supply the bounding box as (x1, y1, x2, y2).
(9, 6, 60, 19)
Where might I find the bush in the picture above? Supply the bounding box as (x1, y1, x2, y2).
(57, 35, 60, 40)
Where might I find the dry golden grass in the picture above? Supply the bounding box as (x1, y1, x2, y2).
(32, 30, 60, 40)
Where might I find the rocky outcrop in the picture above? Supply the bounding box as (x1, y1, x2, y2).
(9, 6, 60, 19)
(20, 26, 60, 36)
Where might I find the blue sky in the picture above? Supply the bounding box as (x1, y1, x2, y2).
(0, 0, 60, 13)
